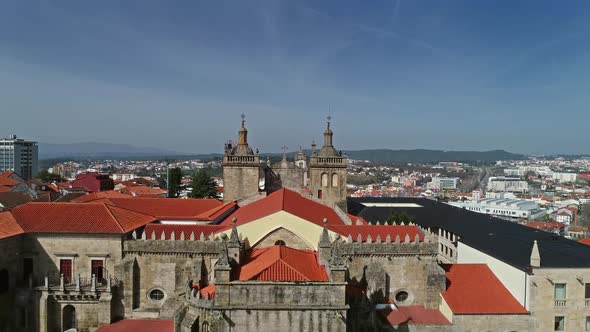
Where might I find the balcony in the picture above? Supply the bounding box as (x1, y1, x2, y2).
(554, 299, 567, 307)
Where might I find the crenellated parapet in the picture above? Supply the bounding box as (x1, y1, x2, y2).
(124, 231, 226, 256)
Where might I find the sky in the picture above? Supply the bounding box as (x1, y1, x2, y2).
(1, 1, 590, 155)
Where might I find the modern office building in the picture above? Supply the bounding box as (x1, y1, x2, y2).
(426, 177, 460, 190)
(448, 197, 547, 220)
(487, 176, 528, 193)
(0, 135, 38, 180)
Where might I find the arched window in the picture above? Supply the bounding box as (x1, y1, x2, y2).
(321, 173, 329, 187)
(202, 322, 209, 332)
(0, 269, 9, 293)
(274, 240, 286, 246)
(62, 305, 76, 331)
(332, 173, 339, 187)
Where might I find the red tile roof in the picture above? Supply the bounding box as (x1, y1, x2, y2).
(380, 305, 450, 325)
(0, 171, 15, 178)
(238, 245, 329, 282)
(0, 211, 24, 239)
(144, 224, 224, 239)
(579, 238, 590, 246)
(0, 177, 19, 186)
(221, 188, 348, 230)
(193, 283, 216, 299)
(329, 225, 424, 243)
(104, 198, 224, 220)
(119, 185, 167, 196)
(10, 203, 156, 234)
(96, 319, 174, 332)
(526, 221, 565, 230)
(71, 191, 132, 203)
(441, 264, 528, 314)
(0, 192, 33, 209)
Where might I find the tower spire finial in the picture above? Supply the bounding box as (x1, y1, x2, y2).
(326, 115, 332, 129)
(241, 113, 246, 128)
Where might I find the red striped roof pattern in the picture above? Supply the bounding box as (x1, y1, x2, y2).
(441, 264, 528, 314)
(238, 245, 329, 282)
(221, 188, 348, 230)
(10, 203, 156, 234)
(330, 225, 424, 242)
(0, 211, 24, 239)
(0, 177, 19, 186)
(71, 191, 131, 203)
(105, 198, 223, 220)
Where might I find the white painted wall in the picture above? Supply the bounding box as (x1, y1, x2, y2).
(457, 242, 530, 310)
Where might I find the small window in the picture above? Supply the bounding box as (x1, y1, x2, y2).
(317, 190, 323, 199)
(586, 317, 590, 331)
(0, 269, 8, 293)
(554, 284, 566, 300)
(554, 316, 565, 331)
(149, 289, 165, 301)
(274, 240, 286, 246)
(321, 173, 329, 187)
(332, 173, 338, 187)
(394, 290, 409, 303)
(585, 284, 590, 299)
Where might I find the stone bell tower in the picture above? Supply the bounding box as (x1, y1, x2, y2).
(222, 114, 261, 202)
(309, 116, 347, 211)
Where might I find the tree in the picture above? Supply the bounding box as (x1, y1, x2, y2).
(385, 212, 415, 225)
(167, 167, 182, 198)
(190, 169, 219, 199)
(37, 169, 65, 183)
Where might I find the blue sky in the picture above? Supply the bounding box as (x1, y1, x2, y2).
(1, 1, 589, 155)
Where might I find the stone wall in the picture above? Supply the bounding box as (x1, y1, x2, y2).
(309, 163, 347, 211)
(450, 314, 532, 332)
(223, 164, 261, 202)
(529, 267, 590, 331)
(0, 234, 31, 332)
(253, 227, 313, 249)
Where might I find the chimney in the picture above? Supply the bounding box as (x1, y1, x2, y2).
(530, 240, 541, 268)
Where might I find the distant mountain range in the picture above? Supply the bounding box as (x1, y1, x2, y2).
(39, 142, 525, 162)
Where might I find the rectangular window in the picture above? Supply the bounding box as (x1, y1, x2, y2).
(554, 284, 567, 300)
(60, 259, 73, 283)
(585, 284, 590, 299)
(586, 317, 590, 331)
(91, 260, 104, 283)
(554, 316, 565, 331)
(317, 190, 323, 199)
(23, 258, 33, 282)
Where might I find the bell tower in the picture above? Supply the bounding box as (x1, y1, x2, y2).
(309, 116, 347, 211)
(222, 114, 261, 202)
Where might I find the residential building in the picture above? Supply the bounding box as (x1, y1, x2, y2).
(487, 176, 528, 193)
(0, 135, 38, 180)
(71, 172, 114, 193)
(426, 177, 460, 190)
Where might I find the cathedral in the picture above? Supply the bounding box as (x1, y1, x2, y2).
(222, 114, 347, 211)
(3, 117, 590, 332)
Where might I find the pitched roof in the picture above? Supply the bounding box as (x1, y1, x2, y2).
(144, 224, 224, 240)
(237, 245, 329, 282)
(103, 198, 224, 220)
(0, 171, 15, 178)
(329, 225, 424, 242)
(350, 197, 590, 270)
(0, 211, 24, 239)
(0, 177, 20, 186)
(380, 305, 450, 325)
(71, 191, 131, 203)
(221, 188, 348, 230)
(10, 203, 156, 234)
(579, 238, 590, 246)
(0, 186, 12, 193)
(441, 264, 528, 314)
(96, 319, 173, 332)
(119, 185, 167, 196)
(0, 192, 33, 209)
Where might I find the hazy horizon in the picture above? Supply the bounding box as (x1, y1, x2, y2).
(2, 1, 590, 155)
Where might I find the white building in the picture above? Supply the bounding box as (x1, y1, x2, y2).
(426, 177, 460, 190)
(487, 177, 528, 193)
(449, 198, 546, 220)
(552, 172, 577, 183)
(0, 135, 38, 180)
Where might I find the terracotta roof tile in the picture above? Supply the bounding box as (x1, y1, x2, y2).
(221, 188, 348, 230)
(441, 264, 528, 314)
(71, 191, 132, 203)
(96, 319, 173, 332)
(0, 177, 19, 186)
(0, 211, 24, 239)
(105, 198, 223, 220)
(0, 186, 12, 193)
(380, 305, 450, 325)
(11, 203, 156, 234)
(238, 245, 329, 282)
(579, 238, 590, 246)
(0, 192, 33, 209)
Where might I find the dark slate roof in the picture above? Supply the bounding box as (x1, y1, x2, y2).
(349, 197, 590, 271)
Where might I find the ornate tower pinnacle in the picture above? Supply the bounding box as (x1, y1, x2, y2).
(238, 113, 248, 146)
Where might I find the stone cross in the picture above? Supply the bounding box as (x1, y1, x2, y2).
(281, 145, 288, 157)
